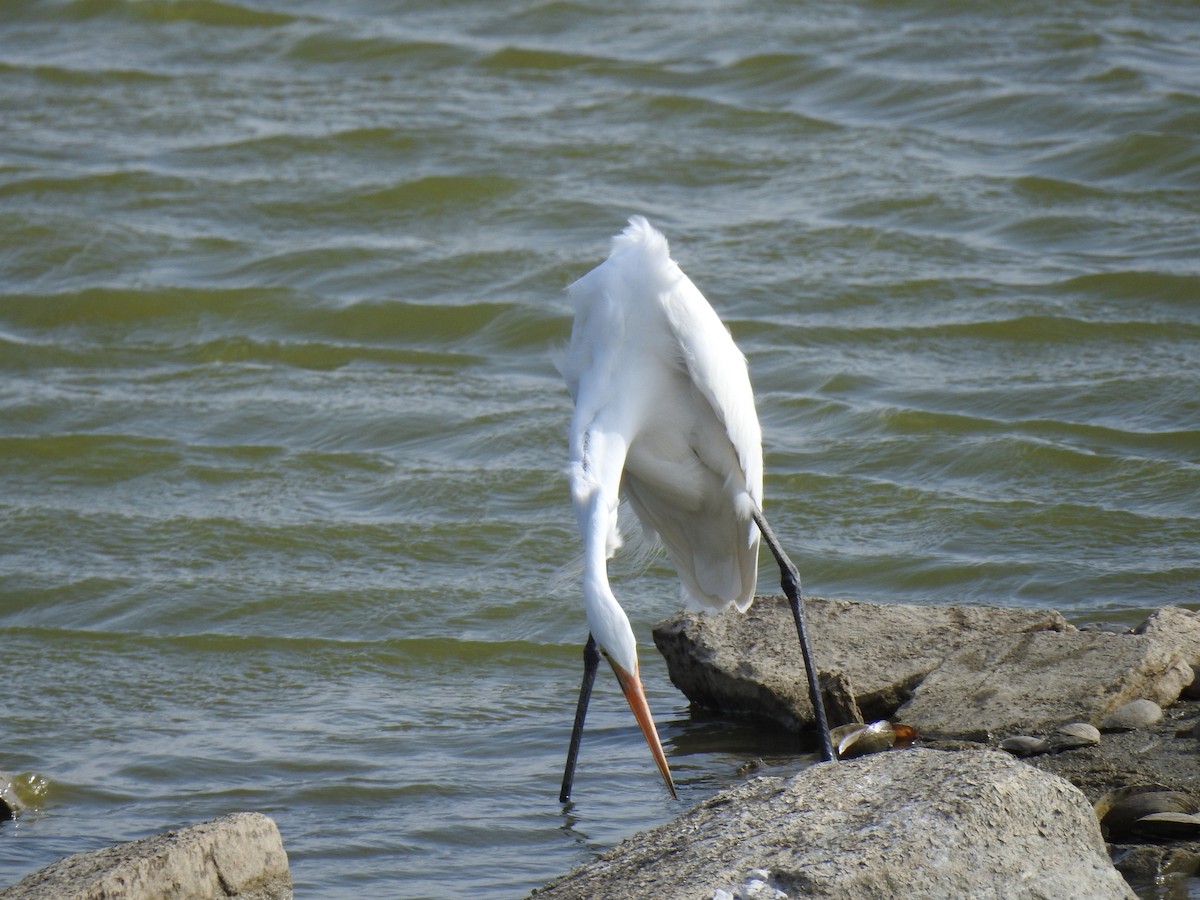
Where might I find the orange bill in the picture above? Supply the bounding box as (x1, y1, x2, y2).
(609, 659, 678, 800)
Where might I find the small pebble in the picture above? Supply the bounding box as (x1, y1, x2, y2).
(735, 759, 765, 776)
(999, 735, 1051, 757)
(1051, 722, 1101, 750)
(716, 868, 787, 900)
(1101, 699, 1163, 731)
(739, 879, 787, 900)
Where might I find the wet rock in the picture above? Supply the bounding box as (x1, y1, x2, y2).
(531, 749, 1135, 900)
(654, 597, 1196, 742)
(830, 720, 897, 758)
(1112, 843, 1200, 898)
(1131, 812, 1200, 840)
(1095, 785, 1198, 841)
(1, 812, 291, 899)
(735, 758, 766, 776)
(1102, 699, 1164, 732)
(0, 773, 22, 821)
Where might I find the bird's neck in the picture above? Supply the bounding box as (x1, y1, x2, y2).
(582, 571, 639, 677)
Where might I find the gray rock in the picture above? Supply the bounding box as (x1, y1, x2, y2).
(1135, 606, 1200, 664)
(1101, 698, 1164, 732)
(0, 812, 291, 899)
(655, 597, 1196, 742)
(531, 749, 1135, 900)
(653, 596, 1071, 731)
(901, 631, 1187, 740)
(819, 671, 862, 728)
(1000, 735, 1052, 757)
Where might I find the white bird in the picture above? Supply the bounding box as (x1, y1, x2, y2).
(558, 216, 834, 803)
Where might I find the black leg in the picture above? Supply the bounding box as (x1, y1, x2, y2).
(751, 508, 837, 763)
(559, 633, 601, 802)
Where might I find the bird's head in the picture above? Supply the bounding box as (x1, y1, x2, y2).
(584, 575, 677, 799)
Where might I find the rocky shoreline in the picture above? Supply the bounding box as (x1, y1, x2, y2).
(531, 749, 1140, 899)
(4, 598, 1197, 898)
(0, 812, 292, 899)
(653, 597, 1196, 741)
(658, 597, 1197, 776)
(535, 597, 1199, 898)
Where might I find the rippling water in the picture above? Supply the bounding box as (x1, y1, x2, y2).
(2, 1, 1198, 896)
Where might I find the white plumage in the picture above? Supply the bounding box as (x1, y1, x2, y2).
(558, 216, 768, 800)
(563, 216, 764, 620)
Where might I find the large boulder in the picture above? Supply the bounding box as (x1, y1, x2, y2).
(0, 812, 291, 899)
(902, 629, 1191, 740)
(532, 749, 1135, 899)
(1136, 605, 1200, 665)
(654, 597, 1197, 740)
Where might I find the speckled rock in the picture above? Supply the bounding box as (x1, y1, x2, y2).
(902, 630, 1188, 740)
(654, 597, 1196, 742)
(0, 812, 291, 899)
(531, 749, 1135, 900)
(1136, 607, 1200, 665)
(653, 595, 1071, 730)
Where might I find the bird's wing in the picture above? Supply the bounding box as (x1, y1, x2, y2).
(652, 225, 763, 513)
(657, 244, 764, 511)
(624, 221, 764, 611)
(621, 313, 764, 613)
(599, 216, 764, 507)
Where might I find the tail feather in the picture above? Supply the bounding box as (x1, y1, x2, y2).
(610, 215, 670, 259)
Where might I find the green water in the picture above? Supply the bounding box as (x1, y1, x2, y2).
(2, 1, 1198, 896)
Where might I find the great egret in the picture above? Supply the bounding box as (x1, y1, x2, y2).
(558, 216, 835, 803)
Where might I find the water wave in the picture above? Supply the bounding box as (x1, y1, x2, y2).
(34, 0, 305, 28)
(2, 1, 1198, 896)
